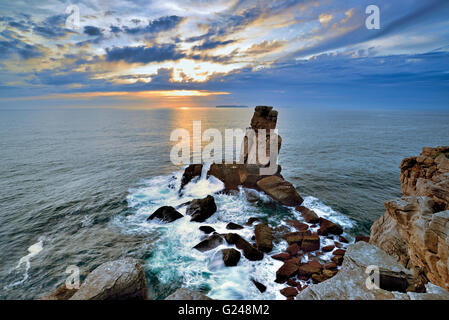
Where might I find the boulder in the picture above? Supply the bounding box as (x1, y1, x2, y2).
(355, 236, 370, 243)
(322, 245, 335, 252)
(251, 279, 267, 293)
(148, 206, 183, 223)
(180, 164, 202, 192)
(283, 230, 311, 245)
(244, 189, 260, 202)
(296, 242, 449, 300)
(271, 253, 291, 261)
(295, 206, 320, 223)
(250, 106, 278, 130)
(324, 262, 338, 270)
(165, 288, 212, 300)
(70, 259, 147, 300)
(254, 223, 273, 253)
(193, 234, 224, 252)
(331, 255, 344, 266)
(300, 234, 320, 252)
(318, 218, 343, 236)
(286, 243, 300, 256)
(207, 163, 247, 192)
(257, 176, 303, 207)
(285, 220, 309, 231)
(226, 222, 244, 230)
(199, 226, 215, 234)
(276, 261, 299, 283)
(298, 260, 323, 277)
(224, 233, 264, 261)
(38, 284, 78, 300)
(186, 195, 217, 222)
(221, 248, 241, 266)
(280, 287, 298, 298)
(246, 217, 260, 226)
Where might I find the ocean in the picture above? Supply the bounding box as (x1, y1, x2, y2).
(0, 107, 448, 299)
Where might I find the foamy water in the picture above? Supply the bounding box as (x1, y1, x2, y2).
(114, 164, 354, 300)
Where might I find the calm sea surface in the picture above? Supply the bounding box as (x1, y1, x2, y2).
(0, 107, 448, 299)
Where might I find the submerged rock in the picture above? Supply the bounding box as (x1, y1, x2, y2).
(186, 195, 217, 222)
(180, 164, 203, 193)
(226, 222, 244, 230)
(257, 176, 303, 207)
(199, 226, 216, 234)
(251, 279, 267, 293)
(221, 248, 241, 266)
(70, 258, 147, 300)
(165, 288, 212, 300)
(254, 223, 273, 253)
(148, 206, 183, 223)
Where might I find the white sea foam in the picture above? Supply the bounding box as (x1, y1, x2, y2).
(115, 168, 354, 300)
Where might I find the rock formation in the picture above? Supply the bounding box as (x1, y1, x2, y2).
(371, 146, 449, 290)
(70, 258, 148, 300)
(165, 288, 212, 300)
(186, 195, 217, 222)
(148, 206, 183, 223)
(296, 242, 449, 300)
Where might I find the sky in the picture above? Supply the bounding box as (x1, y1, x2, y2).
(0, 0, 448, 109)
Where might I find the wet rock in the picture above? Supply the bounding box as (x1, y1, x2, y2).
(323, 269, 338, 279)
(324, 262, 338, 270)
(338, 236, 349, 243)
(333, 249, 346, 256)
(38, 284, 78, 300)
(221, 248, 241, 267)
(186, 195, 217, 222)
(355, 236, 370, 243)
(276, 261, 299, 283)
(244, 189, 260, 202)
(334, 241, 343, 248)
(298, 260, 323, 278)
(257, 176, 303, 207)
(180, 164, 203, 193)
(224, 233, 264, 261)
(285, 220, 308, 231)
(271, 253, 291, 261)
(318, 218, 343, 236)
(254, 223, 273, 253)
(280, 287, 298, 298)
(246, 217, 260, 226)
(283, 230, 311, 245)
(148, 206, 183, 223)
(193, 234, 224, 252)
(295, 206, 320, 223)
(165, 288, 212, 300)
(199, 226, 215, 234)
(286, 243, 300, 256)
(251, 279, 267, 293)
(311, 273, 327, 284)
(287, 279, 298, 287)
(300, 234, 320, 252)
(70, 259, 147, 300)
(331, 255, 344, 266)
(322, 245, 335, 252)
(208, 163, 247, 192)
(226, 222, 244, 230)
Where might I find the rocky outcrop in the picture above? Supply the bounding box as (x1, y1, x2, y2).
(207, 163, 248, 192)
(186, 195, 217, 222)
(256, 176, 303, 207)
(180, 164, 202, 193)
(254, 223, 273, 253)
(193, 234, 224, 252)
(371, 147, 449, 290)
(296, 242, 449, 300)
(165, 288, 212, 300)
(224, 233, 264, 261)
(70, 259, 148, 300)
(38, 284, 78, 300)
(148, 206, 183, 223)
(295, 206, 320, 223)
(221, 248, 241, 266)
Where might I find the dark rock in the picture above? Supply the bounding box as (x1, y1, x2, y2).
(244, 189, 260, 202)
(180, 164, 203, 193)
(148, 206, 183, 223)
(207, 163, 247, 191)
(355, 236, 370, 243)
(276, 261, 299, 283)
(286, 243, 300, 256)
(285, 220, 309, 231)
(287, 279, 298, 287)
(186, 195, 217, 222)
(199, 226, 215, 234)
(250, 106, 278, 130)
(298, 260, 323, 277)
(193, 234, 224, 252)
(324, 262, 338, 270)
(318, 218, 343, 236)
(251, 279, 267, 293)
(254, 223, 273, 253)
(246, 217, 260, 226)
(224, 233, 264, 261)
(226, 222, 244, 230)
(70, 259, 147, 300)
(38, 284, 78, 300)
(257, 176, 303, 207)
(295, 206, 320, 223)
(331, 255, 344, 266)
(271, 253, 291, 261)
(300, 234, 320, 252)
(333, 249, 346, 256)
(165, 288, 212, 300)
(334, 241, 343, 248)
(283, 230, 311, 245)
(221, 248, 241, 267)
(280, 286, 298, 298)
(322, 245, 335, 252)
(338, 236, 349, 243)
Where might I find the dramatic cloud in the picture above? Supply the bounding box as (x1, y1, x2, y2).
(106, 44, 185, 63)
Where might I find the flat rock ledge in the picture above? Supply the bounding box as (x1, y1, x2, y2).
(296, 242, 449, 300)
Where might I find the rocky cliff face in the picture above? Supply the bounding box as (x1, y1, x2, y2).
(371, 146, 449, 290)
